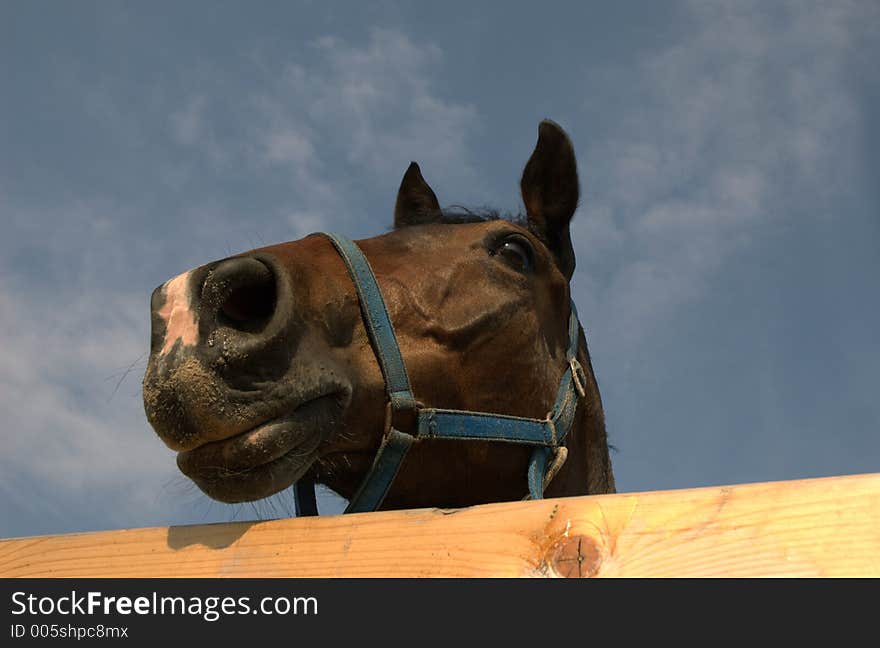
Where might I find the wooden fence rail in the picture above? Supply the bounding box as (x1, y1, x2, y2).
(1, 472, 878, 577)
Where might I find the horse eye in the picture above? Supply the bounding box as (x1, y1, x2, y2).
(495, 237, 534, 272)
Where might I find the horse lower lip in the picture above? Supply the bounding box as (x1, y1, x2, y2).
(179, 442, 319, 504)
(177, 418, 319, 478)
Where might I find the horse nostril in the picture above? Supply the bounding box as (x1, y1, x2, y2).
(204, 258, 278, 334)
(219, 278, 276, 332)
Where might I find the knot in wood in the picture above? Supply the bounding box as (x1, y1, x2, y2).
(551, 535, 602, 578)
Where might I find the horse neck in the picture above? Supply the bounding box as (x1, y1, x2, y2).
(545, 336, 616, 497)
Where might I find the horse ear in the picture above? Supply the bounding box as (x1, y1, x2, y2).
(394, 162, 441, 228)
(520, 120, 579, 279)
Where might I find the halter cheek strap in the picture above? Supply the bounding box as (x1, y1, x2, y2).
(293, 232, 587, 516)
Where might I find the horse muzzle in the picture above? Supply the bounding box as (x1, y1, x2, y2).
(142, 251, 353, 501)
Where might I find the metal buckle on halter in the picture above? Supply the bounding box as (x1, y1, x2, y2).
(569, 357, 587, 399)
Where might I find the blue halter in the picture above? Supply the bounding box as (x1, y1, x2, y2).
(293, 232, 588, 516)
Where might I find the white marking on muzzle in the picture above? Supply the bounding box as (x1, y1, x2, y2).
(158, 271, 199, 355)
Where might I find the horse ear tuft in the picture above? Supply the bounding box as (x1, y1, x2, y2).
(394, 162, 441, 228)
(520, 120, 579, 280)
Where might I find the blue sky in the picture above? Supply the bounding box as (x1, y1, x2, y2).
(1, 1, 878, 538)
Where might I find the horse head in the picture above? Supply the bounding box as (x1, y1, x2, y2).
(142, 120, 614, 510)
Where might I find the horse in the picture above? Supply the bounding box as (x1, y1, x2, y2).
(142, 119, 615, 514)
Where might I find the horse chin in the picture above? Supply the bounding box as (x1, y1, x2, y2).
(175, 394, 343, 503)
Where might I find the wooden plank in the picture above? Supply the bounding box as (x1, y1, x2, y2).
(1, 473, 878, 577)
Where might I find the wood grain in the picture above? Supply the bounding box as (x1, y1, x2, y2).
(2, 473, 878, 577)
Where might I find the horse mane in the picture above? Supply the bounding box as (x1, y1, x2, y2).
(438, 206, 505, 223)
(393, 205, 538, 236)
(438, 205, 525, 226)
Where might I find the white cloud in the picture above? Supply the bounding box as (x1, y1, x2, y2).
(572, 0, 869, 362)
(171, 95, 207, 146)
(287, 29, 477, 180)
(0, 29, 478, 535)
(0, 193, 221, 535)
(0, 279, 178, 530)
(264, 129, 315, 166)
(169, 29, 479, 232)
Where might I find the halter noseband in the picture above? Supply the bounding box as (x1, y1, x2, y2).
(293, 232, 588, 516)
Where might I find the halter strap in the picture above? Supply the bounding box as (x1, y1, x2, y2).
(324, 233, 418, 416)
(293, 233, 586, 515)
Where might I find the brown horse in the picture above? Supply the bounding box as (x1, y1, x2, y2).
(142, 120, 615, 512)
